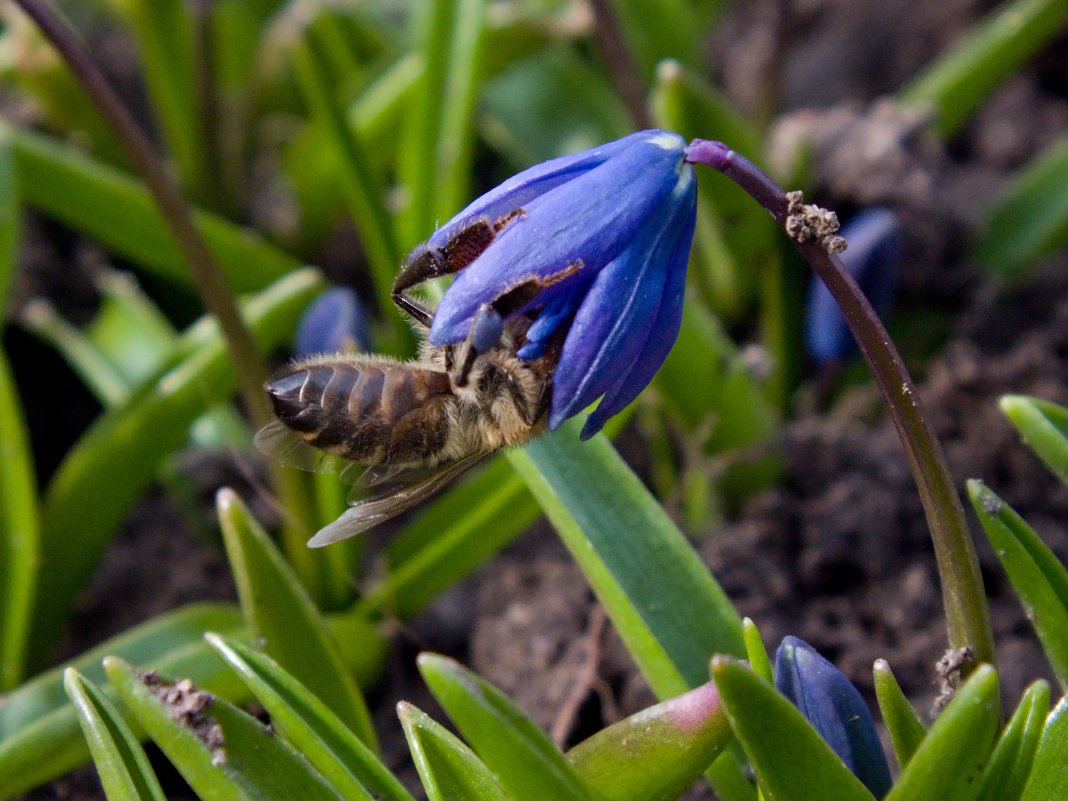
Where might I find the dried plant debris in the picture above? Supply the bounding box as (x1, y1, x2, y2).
(140, 670, 227, 766)
(933, 646, 975, 712)
(785, 190, 848, 253)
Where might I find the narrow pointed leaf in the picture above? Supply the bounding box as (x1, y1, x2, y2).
(884, 664, 1000, 801)
(216, 489, 379, 749)
(1000, 395, 1068, 487)
(63, 668, 167, 801)
(974, 133, 1068, 279)
(104, 657, 345, 801)
(0, 604, 246, 800)
(976, 680, 1050, 801)
(900, 0, 1068, 136)
(417, 653, 594, 801)
(30, 269, 325, 667)
(1020, 694, 1068, 801)
(0, 124, 20, 309)
(10, 127, 297, 291)
(566, 681, 732, 801)
(205, 634, 414, 801)
(399, 702, 509, 801)
(873, 658, 927, 770)
(742, 618, 774, 684)
(969, 481, 1068, 685)
(711, 656, 876, 801)
(0, 348, 37, 692)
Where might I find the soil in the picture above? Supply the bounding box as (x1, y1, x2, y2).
(7, 0, 1068, 799)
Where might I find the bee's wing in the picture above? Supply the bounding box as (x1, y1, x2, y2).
(253, 421, 353, 476)
(307, 453, 487, 547)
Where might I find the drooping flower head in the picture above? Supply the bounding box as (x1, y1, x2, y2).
(426, 130, 698, 439)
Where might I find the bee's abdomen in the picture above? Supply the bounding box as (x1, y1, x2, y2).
(266, 360, 452, 463)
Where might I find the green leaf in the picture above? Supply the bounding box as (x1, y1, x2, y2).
(512, 423, 745, 697)
(0, 348, 38, 691)
(977, 680, 1050, 801)
(104, 657, 345, 801)
(1000, 395, 1068, 487)
(742, 618, 774, 684)
(606, 0, 722, 79)
(900, 0, 1068, 137)
(398, 702, 509, 801)
(418, 653, 594, 801)
(29, 269, 325, 667)
(104, 0, 207, 203)
(359, 456, 539, 620)
(1020, 693, 1068, 801)
(711, 656, 876, 801)
(974, 133, 1068, 279)
(63, 668, 167, 801)
(9, 126, 297, 292)
(0, 604, 247, 800)
(567, 681, 732, 801)
(216, 488, 379, 750)
(873, 658, 927, 770)
(884, 664, 1000, 801)
(293, 29, 401, 325)
(968, 481, 1068, 686)
(205, 634, 414, 801)
(0, 124, 21, 310)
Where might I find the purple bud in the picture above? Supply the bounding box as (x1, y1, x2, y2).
(294, 287, 372, 357)
(775, 636, 892, 797)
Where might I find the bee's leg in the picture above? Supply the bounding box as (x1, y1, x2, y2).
(452, 260, 583, 387)
(391, 245, 442, 328)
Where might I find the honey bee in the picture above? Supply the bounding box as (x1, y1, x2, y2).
(256, 211, 569, 546)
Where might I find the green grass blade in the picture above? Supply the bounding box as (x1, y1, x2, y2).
(711, 657, 876, 801)
(9, 126, 297, 292)
(359, 457, 539, 620)
(566, 681, 732, 801)
(884, 665, 1000, 801)
(0, 348, 38, 692)
(206, 634, 414, 801)
(63, 668, 168, 801)
(418, 653, 594, 801)
(1020, 693, 1068, 801)
(977, 679, 1050, 801)
(512, 423, 745, 697)
(900, 0, 1068, 137)
(103, 0, 207, 202)
(0, 124, 20, 309)
(974, 133, 1068, 279)
(0, 603, 247, 800)
(742, 619, 774, 684)
(216, 489, 379, 750)
(873, 658, 927, 770)
(1000, 395, 1068, 486)
(293, 30, 402, 323)
(968, 481, 1068, 686)
(398, 702, 509, 801)
(104, 657, 345, 801)
(29, 269, 324, 668)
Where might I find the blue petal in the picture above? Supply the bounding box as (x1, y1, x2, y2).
(294, 287, 371, 356)
(427, 130, 665, 250)
(805, 208, 901, 364)
(429, 131, 689, 345)
(549, 169, 694, 429)
(775, 636, 892, 798)
(578, 180, 697, 438)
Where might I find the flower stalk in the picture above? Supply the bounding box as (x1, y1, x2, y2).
(685, 139, 994, 667)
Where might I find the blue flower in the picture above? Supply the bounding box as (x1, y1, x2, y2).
(805, 208, 901, 365)
(775, 636, 892, 797)
(425, 130, 698, 439)
(294, 287, 372, 357)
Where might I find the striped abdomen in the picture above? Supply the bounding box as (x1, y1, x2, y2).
(266, 358, 453, 464)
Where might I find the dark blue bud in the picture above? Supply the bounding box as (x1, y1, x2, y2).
(805, 208, 902, 365)
(294, 287, 372, 357)
(775, 636, 892, 798)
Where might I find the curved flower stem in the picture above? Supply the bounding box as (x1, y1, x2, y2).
(14, 0, 321, 576)
(685, 139, 995, 667)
